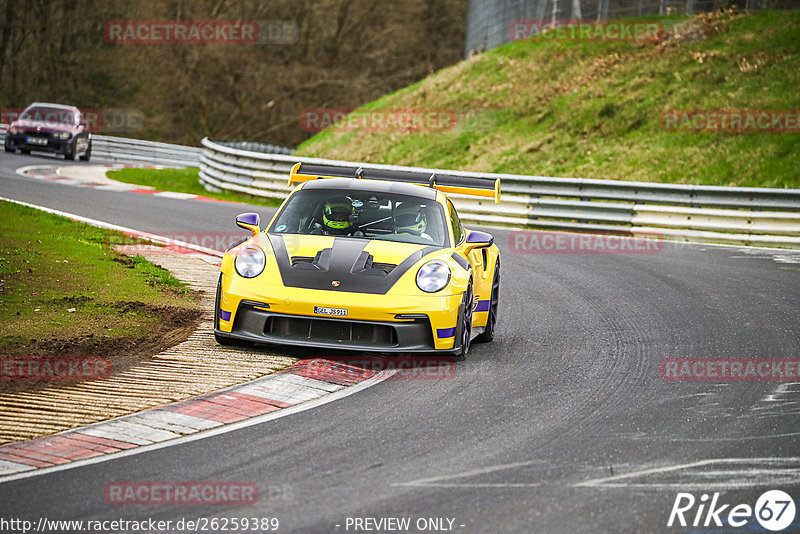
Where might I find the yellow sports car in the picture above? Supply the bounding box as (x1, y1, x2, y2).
(214, 163, 501, 357)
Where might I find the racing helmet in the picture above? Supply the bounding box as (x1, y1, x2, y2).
(322, 197, 354, 234)
(394, 203, 427, 235)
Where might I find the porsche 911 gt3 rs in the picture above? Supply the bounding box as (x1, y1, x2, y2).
(214, 163, 501, 357)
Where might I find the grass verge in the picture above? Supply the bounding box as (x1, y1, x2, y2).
(297, 10, 800, 188)
(106, 167, 283, 207)
(0, 200, 202, 393)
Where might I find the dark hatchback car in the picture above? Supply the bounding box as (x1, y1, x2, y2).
(4, 103, 91, 160)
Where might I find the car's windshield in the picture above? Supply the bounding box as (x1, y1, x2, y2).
(19, 107, 76, 126)
(269, 188, 448, 247)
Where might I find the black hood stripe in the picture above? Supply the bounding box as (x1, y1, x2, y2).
(268, 234, 441, 294)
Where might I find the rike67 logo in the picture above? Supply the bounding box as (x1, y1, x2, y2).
(668, 490, 796, 531)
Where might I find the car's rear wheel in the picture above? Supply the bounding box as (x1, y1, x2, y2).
(454, 281, 473, 359)
(476, 258, 500, 343)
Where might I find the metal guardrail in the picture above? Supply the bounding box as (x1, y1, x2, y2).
(1, 126, 200, 168)
(91, 135, 201, 167)
(213, 140, 294, 156)
(200, 137, 800, 248)
(6, 128, 798, 248)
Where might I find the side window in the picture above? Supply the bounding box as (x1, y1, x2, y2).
(448, 199, 463, 245)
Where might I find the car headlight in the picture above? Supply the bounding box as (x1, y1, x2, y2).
(416, 260, 451, 293)
(234, 246, 266, 278)
(54, 132, 71, 140)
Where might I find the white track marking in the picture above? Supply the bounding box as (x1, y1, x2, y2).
(242, 376, 331, 404)
(270, 373, 345, 393)
(399, 483, 543, 488)
(0, 460, 35, 475)
(124, 412, 220, 434)
(575, 457, 800, 489)
(79, 421, 181, 445)
(620, 431, 800, 441)
(393, 460, 548, 488)
(153, 191, 198, 200)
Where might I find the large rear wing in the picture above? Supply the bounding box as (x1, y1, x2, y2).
(288, 162, 500, 204)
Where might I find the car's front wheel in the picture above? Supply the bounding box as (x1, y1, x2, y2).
(4, 144, 13, 153)
(454, 281, 473, 359)
(213, 274, 237, 346)
(64, 141, 76, 160)
(79, 142, 91, 161)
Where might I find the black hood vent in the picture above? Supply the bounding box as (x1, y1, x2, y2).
(269, 235, 440, 295)
(291, 248, 332, 271)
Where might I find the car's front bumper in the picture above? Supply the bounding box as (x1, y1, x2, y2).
(5, 133, 73, 154)
(217, 301, 440, 353)
(216, 275, 463, 353)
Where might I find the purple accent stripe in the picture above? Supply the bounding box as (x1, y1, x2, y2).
(474, 299, 491, 312)
(437, 327, 456, 338)
(220, 309, 232, 321)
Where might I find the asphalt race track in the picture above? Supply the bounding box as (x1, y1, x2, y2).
(1, 152, 800, 533)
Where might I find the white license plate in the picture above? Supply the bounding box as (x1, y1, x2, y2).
(26, 137, 47, 145)
(314, 306, 347, 317)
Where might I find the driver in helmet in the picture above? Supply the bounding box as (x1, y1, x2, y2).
(320, 196, 355, 235)
(394, 202, 433, 241)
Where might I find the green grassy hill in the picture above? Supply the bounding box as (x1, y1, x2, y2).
(297, 10, 800, 188)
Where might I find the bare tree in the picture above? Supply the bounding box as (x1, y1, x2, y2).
(0, 0, 467, 146)
(572, 0, 583, 18)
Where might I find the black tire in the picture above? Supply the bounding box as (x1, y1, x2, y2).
(454, 281, 473, 359)
(64, 141, 76, 160)
(79, 142, 91, 161)
(476, 258, 500, 343)
(214, 332, 236, 345)
(213, 274, 236, 346)
(4, 145, 13, 153)
(20, 149, 30, 155)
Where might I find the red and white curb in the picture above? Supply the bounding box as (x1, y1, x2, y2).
(15, 164, 240, 204)
(0, 360, 393, 481)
